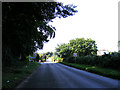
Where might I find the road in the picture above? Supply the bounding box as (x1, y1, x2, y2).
(16, 62, 119, 88)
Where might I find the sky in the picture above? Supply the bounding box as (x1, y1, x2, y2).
(37, 0, 120, 53)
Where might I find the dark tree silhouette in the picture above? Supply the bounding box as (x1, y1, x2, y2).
(2, 2, 77, 66)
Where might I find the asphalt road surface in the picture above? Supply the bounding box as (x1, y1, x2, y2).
(16, 62, 119, 88)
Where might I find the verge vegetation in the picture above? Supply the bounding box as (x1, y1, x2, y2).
(2, 62, 41, 88)
(56, 38, 120, 80)
(60, 62, 120, 80)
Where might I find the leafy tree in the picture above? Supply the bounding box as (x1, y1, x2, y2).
(46, 52, 53, 57)
(2, 2, 77, 66)
(55, 43, 72, 58)
(69, 38, 98, 56)
(55, 38, 98, 61)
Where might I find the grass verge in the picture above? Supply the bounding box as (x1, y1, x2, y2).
(2, 62, 41, 88)
(60, 62, 120, 80)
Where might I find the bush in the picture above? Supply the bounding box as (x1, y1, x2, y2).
(64, 56, 74, 63)
(57, 57, 63, 62)
(110, 55, 120, 69)
(76, 56, 96, 65)
(77, 54, 120, 70)
(63, 52, 120, 71)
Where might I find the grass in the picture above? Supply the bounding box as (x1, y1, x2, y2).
(60, 62, 120, 80)
(2, 62, 41, 88)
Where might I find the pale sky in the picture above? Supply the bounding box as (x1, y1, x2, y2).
(37, 0, 120, 53)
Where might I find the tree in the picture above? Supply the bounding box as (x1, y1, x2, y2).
(2, 2, 77, 66)
(69, 38, 98, 56)
(36, 53, 40, 62)
(55, 43, 72, 58)
(55, 38, 98, 60)
(46, 52, 53, 57)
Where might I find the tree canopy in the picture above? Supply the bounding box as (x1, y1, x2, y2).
(55, 38, 98, 59)
(2, 2, 77, 66)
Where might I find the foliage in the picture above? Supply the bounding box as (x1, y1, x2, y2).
(55, 43, 72, 58)
(76, 56, 98, 66)
(55, 38, 98, 61)
(63, 56, 74, 63)
(2, 2, 77, 66)
(72, 52, 120, 70)
(46, 52, 53, 57)
(53, 55, 58, 61)
(2, 62, 41, 88)
(42, 59, 46, 62)
(51, 56, 55, 62)
(55, 39, 120, 70)
(36, 53, 40, 62)
(41, 54, 47, 62)
(69, 38, 98, 56)
(57, 57, 63, 62)
(56, 38, 120, 70)
(60, 62, 120, 80)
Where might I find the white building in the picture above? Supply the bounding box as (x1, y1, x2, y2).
(97, 49, 109, 56)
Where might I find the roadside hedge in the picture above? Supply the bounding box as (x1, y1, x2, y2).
(63, 52, 120, 70)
